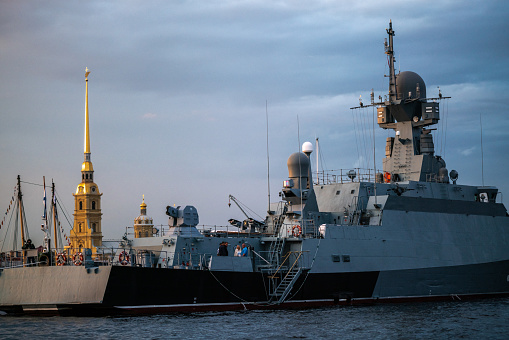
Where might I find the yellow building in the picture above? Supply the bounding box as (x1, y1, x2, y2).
(69, 68, 103, 252)
(134, 195, 154, 238)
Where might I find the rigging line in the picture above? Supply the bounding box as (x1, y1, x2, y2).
(364, 107, 372, 169)
(54, 194, 76, 239)
(266, 100, 270, 212)
(439, 99, 444, 156)
(361, 107, 371, 169)
(372, 105, 377, 192)
(20, 198, 29, 242)
(54, 190, 73, 227)
(13, 200, 19, 251)
(358, 108, 366, 168)
(443, 99, 449, 159)
(0, 200, 17, 252)
(436, 105, 441, 155)
(297, 114, 303, 227)
(366, 106, 375, 169)
(439, 100, 445, 155)
(207, 269, 250, 303)
(19, 180, 46, 187)
(358, 108, 365, 168)
(480, 112, 484, 187)
(234, 197, 264, 221)
(361, 108, 368, 168)
(318, 142, 327, 173)
(370, 106, 375, 170)
(440, 98, 449, 157)
(351, 108, 362, 170)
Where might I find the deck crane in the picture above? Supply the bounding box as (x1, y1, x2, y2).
(228, 195, 265, 232)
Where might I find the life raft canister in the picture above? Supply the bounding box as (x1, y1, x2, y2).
(292, 225, 302, 237)
(73, 252, 84, 266)
(56, 253, 67, 266)
(119, 251, 130, 266)
(384, 172, 391, 183)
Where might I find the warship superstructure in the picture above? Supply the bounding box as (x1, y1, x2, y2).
(1, 22, 508, 316)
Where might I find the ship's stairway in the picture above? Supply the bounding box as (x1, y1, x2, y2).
(268, 237, 285, 267)
(268, 251, 304, 304)
(272, 203, 288, 235)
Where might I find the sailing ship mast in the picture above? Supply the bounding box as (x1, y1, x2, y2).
(41, 176, 51, 253)
(52, 180, 58, 251)
(17, 175, 25, 248)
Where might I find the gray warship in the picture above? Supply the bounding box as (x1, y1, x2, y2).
(1, 22, 508, 316)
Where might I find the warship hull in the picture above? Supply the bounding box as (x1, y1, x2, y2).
(1, 258, 508, 315)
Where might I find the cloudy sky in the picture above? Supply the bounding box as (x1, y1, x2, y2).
(1, 1, 508, 247)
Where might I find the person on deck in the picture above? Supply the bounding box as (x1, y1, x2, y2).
(218, 242, 228, 256)
(22, 239, 36, 266)
(241, 243, 248, 257)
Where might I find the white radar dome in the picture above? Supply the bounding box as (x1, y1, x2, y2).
(302, 141, 313, 154)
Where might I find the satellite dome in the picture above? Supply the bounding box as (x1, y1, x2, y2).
(302, 142, 313, 154)
(396, 71, 426, 100)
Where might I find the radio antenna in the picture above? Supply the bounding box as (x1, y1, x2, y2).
(266, 100, 271, 212)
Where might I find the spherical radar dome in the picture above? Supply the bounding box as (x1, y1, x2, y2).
(396, 71, 426, 100)
(302, 141, 313, 154)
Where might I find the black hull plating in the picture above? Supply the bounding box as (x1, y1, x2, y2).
(102, 266, 379, 307)
(2, 260, 509, 316)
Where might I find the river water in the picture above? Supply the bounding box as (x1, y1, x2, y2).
(2, 298, 509, 339)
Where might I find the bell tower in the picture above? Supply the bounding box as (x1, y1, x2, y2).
(70, 68, 103, 252)
(134, 195, 154, 238)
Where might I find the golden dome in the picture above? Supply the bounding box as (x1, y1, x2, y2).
(140, 194, 147, 209)
(82, 161, 94, 172)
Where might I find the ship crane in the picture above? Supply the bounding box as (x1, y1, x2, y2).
(228, 195, 264, 232)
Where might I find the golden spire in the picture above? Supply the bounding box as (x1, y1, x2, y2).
(82, 67, 93, 172)
(84, 67, 91, 156)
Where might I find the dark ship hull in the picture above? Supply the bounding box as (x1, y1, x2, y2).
(2, 259, 508, 316)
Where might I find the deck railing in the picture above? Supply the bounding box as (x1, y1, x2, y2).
(314, 168, 377, 185)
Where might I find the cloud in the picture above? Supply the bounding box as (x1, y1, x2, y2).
(460, 146, 476, 156)
(142, 113, 157, 119)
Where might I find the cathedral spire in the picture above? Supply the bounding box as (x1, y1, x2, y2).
(82, 68, 93, 176)
(84, 67, 91, 161)
(70, 67, 103, 253)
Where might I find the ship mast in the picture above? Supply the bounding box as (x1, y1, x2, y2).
(385, 20, 397, 103)
(52, 180, 58, 251)
(17, 175, 25, 247)
(42, 176, 51, 252)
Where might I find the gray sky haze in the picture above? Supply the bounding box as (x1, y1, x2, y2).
(1, 1, 508, 247)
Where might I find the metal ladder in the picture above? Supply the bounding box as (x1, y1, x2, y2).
(268, 237, 285, 267)
(272, 203, 287, 235)
(268, 251, 304, 304)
